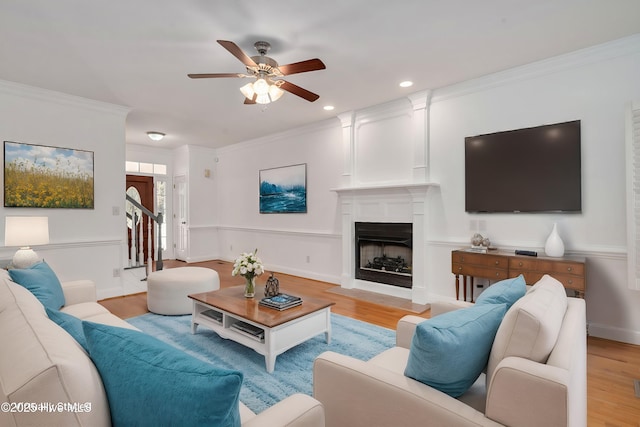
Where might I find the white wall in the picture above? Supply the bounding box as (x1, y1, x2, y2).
(186, 145, 218, 262)
(0, 80, 129, 299)
(426, 35, 640, 344)
(215, 121, 343, 283)
(213, 35, 640, 344)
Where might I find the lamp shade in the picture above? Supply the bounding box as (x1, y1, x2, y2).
(5, 216, 49, 247)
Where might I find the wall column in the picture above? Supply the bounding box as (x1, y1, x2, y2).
(407, 187, 428, 304)
(408, 90, 431, 182)
(338, 111, 355, 187)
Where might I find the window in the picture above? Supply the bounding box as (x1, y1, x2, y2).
(126, 161, 167, 175)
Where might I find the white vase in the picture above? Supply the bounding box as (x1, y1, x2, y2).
(545, 223, 565, 257)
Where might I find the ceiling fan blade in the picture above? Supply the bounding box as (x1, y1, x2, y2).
(244, 94, 257, 105)
(188, 73, 246, 79)
(279, 81, 320, 102)
(217, 40, 258, 68)
(278, 58, 326, 76)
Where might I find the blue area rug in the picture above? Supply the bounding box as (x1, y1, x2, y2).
(127, 312, 395, 414)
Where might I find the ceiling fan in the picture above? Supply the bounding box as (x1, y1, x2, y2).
(188, 40, 326, 105)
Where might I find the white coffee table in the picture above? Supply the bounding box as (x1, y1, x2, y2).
(189, 285, 334, 373)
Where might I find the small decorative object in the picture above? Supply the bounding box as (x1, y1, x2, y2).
(264, 272, 280, 297)
(231, 249, 264, 298)
(471, 233, 484, 247)
(545, 222, 565, 257)
(482, 237, 491, 248)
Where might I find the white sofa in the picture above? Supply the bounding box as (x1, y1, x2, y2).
(0, 275, 324, 427)
(314, 275, 586, 427)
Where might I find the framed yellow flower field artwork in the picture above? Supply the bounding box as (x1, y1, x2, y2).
(4, 141, 94, 209)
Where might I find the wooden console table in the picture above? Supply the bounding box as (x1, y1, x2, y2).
(451, 249, 586, 301)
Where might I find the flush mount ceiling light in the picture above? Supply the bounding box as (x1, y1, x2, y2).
(399, 81, 414, 88)
(147, 132, 165, 141)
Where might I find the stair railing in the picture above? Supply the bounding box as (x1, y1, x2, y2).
(126, 194, 164, 273)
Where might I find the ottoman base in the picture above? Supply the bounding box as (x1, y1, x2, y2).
(147, 267, 219, 315)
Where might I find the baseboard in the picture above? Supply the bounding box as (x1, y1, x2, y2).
(97, 286, 126, 301)
(269, 264, 341, 285)
(588, 322, 640, 345)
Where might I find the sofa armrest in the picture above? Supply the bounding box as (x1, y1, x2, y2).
(430, 300, 474, 317)
(241, 393, 324, 427)
(486, 357, 570, 427)
(396, 315, 424, 348)
(61, 280, 97, 306)
(314, 351, 501, 427)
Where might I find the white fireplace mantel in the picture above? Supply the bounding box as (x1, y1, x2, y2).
(332, 182, 438, 304)
(331, 182, 439, 196)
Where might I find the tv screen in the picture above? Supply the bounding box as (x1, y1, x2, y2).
(465, 120, 581, 213)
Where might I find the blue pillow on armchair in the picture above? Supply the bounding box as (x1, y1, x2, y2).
(82, 321, 243, 427)
(9, 261, 65, 310)
(404, 303, 507, 397)
(475, 274, 526, 310)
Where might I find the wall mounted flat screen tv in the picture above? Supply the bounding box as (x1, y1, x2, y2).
(465, 120, 581, 213)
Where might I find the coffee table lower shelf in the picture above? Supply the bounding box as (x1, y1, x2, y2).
(191, 300, 331, 373)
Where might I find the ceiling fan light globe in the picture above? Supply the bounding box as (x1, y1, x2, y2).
(253, 78, 270, 96)
(239, 82, 256, 99)
(269, 85, 284, 102)
(255, 93, 271, 104)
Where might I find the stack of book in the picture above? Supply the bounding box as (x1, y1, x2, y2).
(259, 293, 302, 311)
(200, 309, 222, 324)
(230, 321, 265, 342)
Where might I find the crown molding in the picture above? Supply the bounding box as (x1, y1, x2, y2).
(0, 79, 130, 117)
(431, 33, 640, 104)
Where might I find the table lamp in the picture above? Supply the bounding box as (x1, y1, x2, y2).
(4, 216, 49, 268)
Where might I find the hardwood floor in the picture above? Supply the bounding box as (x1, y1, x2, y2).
(99, 260, 640, 426)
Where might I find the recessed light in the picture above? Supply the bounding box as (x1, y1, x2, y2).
(399, 81, 413, 88)
(323, 105, 335, 111)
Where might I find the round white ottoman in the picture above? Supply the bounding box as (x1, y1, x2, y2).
(147, 267, 220, 315)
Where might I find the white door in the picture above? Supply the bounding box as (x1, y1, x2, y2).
(174, 175, 188, 261)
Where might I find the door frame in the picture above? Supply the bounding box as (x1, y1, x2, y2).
(126, 175, 154, 265)
(174, 174, 188, 262)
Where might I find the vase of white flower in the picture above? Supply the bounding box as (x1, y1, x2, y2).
(244, 276, 256, 298)
(231, 249, 264, 298)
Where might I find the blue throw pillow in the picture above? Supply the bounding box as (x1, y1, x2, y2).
(9, 261, 65, 310)
(82, 321, 243, 427)
(404, 303, 507, 397)
(45, 308, 88, 351)
(475, 274, 526, 310)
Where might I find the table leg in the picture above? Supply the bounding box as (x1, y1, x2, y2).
(455, 274, 460, 300)
(325, 310, 332, 344)
(265, 354, 276, 373)
(463, 276, 467, 302)
(191, 321, 198, 334)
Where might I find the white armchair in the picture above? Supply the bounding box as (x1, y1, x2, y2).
(313, 276, 586, 427)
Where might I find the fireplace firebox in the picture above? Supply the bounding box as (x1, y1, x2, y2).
(355, 222, 412, 288)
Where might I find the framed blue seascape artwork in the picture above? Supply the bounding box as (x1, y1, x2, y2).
(259, 163, 307, 213)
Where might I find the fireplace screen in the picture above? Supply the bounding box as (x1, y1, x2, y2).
(355, 222, 412, 288)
